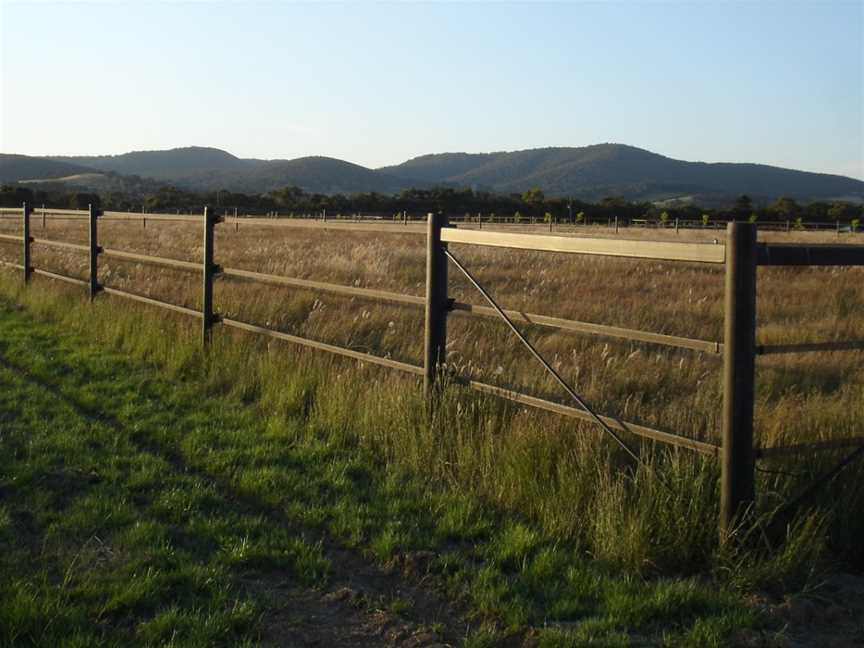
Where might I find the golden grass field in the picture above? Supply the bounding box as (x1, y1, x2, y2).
(1, 215, 860, 446)
(0, 213, 861, 570)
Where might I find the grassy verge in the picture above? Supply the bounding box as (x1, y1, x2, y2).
(0, 274, 855, 646)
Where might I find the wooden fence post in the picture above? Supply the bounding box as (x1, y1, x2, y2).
(41, 206, 46, 229)
(22, 202, 32, 283)
(720, 221, 758, 542)
(88, 204, 101, 300)
(202, 206, 221, 346)
(424, 212, 449, 395)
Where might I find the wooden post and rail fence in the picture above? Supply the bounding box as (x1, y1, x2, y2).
(1, 204, 863, 540)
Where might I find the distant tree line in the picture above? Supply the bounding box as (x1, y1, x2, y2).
(0, 184, 861, 224)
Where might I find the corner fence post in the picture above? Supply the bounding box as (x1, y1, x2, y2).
(424, 212, 449, 395)
(22, 202, 32, 283)
(720, 221, 758, 542)
(202, 206, 220, 347)
(88, 204, 101, 300)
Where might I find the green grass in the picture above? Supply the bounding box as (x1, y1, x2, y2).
(0, 276, 855, 646)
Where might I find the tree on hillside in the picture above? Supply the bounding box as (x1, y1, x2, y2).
(733, 195, 752, 220)
(522, 188, 545, 205)
(0, 185, 34, 208)
(68, 192, 100, 210)
(827, 202, 861, 221)
(768, 196, 801, 221)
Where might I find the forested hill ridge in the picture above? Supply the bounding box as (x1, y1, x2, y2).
(0, 154, 98, 183)
(381, 144, 864, 202)
(1, 144, 861, 203)
(31, 149, 409, 195)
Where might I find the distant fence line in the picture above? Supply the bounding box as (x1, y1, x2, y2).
(0, 203, 863, 542)
(0, 206, 860, 236)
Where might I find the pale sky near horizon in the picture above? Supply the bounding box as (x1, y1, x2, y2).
(1, 1, 862, 179)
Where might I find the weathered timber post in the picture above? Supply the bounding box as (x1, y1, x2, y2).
(41, 206, 46, 229)
(88, 204, 101, 300)
(202, 206, 222, 346)
(22, 202, 32, 283)
(720, 221, 758, 542)
(614, 215, 619, 234)
(675, 218, 680, 234)
(424, 212, 449, 395)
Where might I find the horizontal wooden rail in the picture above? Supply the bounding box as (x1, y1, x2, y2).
(103, 217, 200, 224)
(440, 229, 727, 263)
(0, 259, 25, 270)
(101, 286, 203, 318)
(755, 437, 864, 459)
(758, 340, 864, 355)
(33, 208, 88, 215)
(32, 268, 89, 287)
(0, 233, 24, 243)
(101, 247, 202, 272)
(465, 379, 720, 455)
(450, 301, 722, 354)
(31, 237, 90, 253)
(92, 213, 430, 234)
(221, 317, 424, 375)
(102, 212, 203, 224)
(220, 266, 425, 307)
(231, 218, 427, 235)
(32, 216, 91, 222)
(757, 244, 864, 266)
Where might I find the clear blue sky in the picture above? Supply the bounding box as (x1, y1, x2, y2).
(1, 1, 862, 178)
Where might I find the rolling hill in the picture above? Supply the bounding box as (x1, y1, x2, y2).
(0, 155, 99, 184)
(2, 144, 862, 203)
(218, 157, 408, 194)
(381, 144, 864, 202)
(44, 147, 406, 194)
